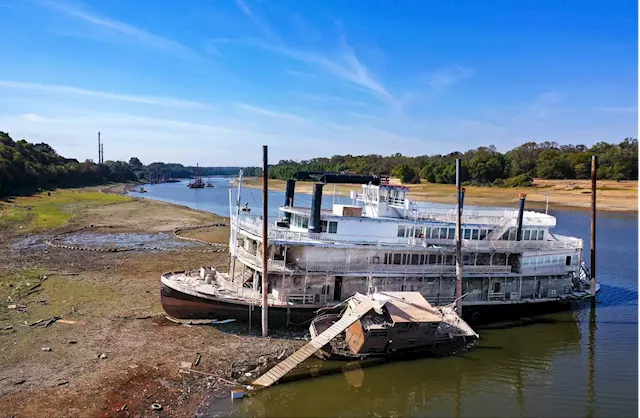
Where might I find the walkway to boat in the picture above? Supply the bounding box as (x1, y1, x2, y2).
(252, 298, 377, 388)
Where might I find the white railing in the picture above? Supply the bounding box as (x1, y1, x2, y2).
(300, 263, 513, 274)
(234, 216, 582, 251)
(235, 246, 291, 272)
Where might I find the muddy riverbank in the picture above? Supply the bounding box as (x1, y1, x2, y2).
(0, 187, 303, 417)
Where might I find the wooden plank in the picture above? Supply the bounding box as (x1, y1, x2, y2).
(252, 299, 376, 388)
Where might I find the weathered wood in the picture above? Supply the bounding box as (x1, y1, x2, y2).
(590, 155, 597, 299)
(252, 299, 376, 388)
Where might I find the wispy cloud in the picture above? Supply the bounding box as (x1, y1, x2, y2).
(426, 65, 475, 88)
(599, 106, 638, 113)
(233, 0, 281, 43)
(235, 103, 308, 122)
(285, 69, 316, 78)
(38, 0, 206, 62)
(230, 1, 395, 106)
(528, 91, 564, 118)
(298, 93, 367, 107)
(0, 80, 214, 109)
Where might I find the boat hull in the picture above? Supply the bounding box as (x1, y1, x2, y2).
(160, 282, 321, 328)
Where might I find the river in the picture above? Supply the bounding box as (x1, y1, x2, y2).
(129, 178, 638, 417)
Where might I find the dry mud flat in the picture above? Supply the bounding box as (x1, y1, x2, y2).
(0, 188, 302, 417)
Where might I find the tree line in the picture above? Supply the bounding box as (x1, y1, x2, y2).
(0, 132, 258, 197)
(268, 138, 638, 185)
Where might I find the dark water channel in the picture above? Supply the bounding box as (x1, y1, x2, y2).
(129, 179, 638, 417)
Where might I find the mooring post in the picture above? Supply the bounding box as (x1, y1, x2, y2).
(262, 145, 269, 337)
(590, 155, 597, 301)
(455, 158, 463, 316)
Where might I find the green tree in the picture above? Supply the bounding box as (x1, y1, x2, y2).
(392, 163, 418, 184)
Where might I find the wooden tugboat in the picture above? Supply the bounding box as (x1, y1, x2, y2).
(309, 292, 478, 360)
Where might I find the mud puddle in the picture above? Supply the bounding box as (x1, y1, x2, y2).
(58, 232, 201, 250)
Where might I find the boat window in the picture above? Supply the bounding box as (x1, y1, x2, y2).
(424, 227, 431, 238)
(439, 228, 447, 239)
(545, 256, 552, 264)
(328, 221, 338, 234)
(427, 254, 435, 264)
(538, 230, 545, 240)
(463, 229, 471, 239)
(411, 254, 420, 265)
(479, 229, 488, 240)
(448, 228, 455, 239)
(508, 228, 517, 241)
(446, 255, 454, 265)
(397, 225, 406, 237)
(566, 256, 571, 266)
(472, 229, 479, 240)
(420, 254, 426, 264)
(524, 230, 531, 240)
(493, 282, 501, 293)
(393, 254, 402, 264)
(406, 227, 414, 237)
(430, 228, 438, 239)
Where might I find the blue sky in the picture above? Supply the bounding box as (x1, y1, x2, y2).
(0, 0, 637, 166)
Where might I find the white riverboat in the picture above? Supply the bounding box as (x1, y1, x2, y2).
(161, 171, 598, 325)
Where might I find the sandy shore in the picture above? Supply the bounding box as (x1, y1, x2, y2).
(0, 187, 303, 417)
(240, 178, 638, 213)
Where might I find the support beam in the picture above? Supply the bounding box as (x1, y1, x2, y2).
(455, 158, 463, 316)
(590, 155, 597, 299)
(516, 193, 526, 241)
(262, 145, 269, 337)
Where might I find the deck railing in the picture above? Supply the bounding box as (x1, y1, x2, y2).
(299, 263, 513, 274)
(234, 215, 582, 251)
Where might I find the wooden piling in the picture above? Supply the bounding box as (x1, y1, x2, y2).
(455, 158, 463, 316)
(590, 155, 597, 300)
(262, 145, 269, 337)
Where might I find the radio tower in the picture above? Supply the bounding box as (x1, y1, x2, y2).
(98, 131, 102, 163)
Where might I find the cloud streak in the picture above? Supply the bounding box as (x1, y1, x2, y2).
(426, 65, 475, 88)
(0, 80, 214, 109)
(235, 103, 308, 122)
(39, 0, 206, 62)
(230, 1, 395, 106)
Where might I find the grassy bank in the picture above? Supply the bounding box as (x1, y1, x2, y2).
(0, 188, 130, 231)
(240, 178, 638, 212)
(0, 187, 301, 417)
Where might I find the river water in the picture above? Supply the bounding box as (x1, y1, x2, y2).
(129, 178, 638, 417)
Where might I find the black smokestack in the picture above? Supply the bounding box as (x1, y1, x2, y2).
(516, 193, 526, 241)
(308, 183, 323, 233)
(283, 179, 296, 224)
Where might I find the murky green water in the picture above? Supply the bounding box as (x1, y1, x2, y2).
(131, 182, 638, 417)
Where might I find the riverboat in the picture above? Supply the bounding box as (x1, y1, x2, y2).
(161, 170, 599, 326)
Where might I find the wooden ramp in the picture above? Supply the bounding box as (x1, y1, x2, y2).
(252, 299, 377, 388)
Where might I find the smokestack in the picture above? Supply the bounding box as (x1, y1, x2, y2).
(516, 193, 526, 241)
(283, 180, 296, 224)
(100, 143, 104, 163)
(98, 131, 101, 163)
(308, 183, 323, 233)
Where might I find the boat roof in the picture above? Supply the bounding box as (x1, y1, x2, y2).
(374, 292, 442, 323)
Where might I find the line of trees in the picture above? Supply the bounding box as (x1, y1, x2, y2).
(0, 132, 259, 197)
(268, 138, 638, 185)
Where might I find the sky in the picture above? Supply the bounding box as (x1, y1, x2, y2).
(0, 0, 637, 166)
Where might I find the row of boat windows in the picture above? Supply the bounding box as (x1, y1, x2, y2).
(523, 255, 572, 267)
(382, 253, 482, 266)
(290, 214, 338, 233)
(397, 226, 494, 240)
(397, 225, 546, 241)
(502, 228, 545, 241)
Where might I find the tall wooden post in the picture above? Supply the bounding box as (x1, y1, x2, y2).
(261, 145, 269, 337)
(455, 158, 463, 315)
(590, 155, 597, 300)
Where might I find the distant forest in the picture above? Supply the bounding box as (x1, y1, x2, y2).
(0, 131, 636, 197)
(269, 138, 638, 186)
(0, 132, 258, 197)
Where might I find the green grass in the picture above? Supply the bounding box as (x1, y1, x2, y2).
(0, 189, 130, 231)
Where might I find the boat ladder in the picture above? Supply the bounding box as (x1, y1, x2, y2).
(251, 299, 377, 388)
